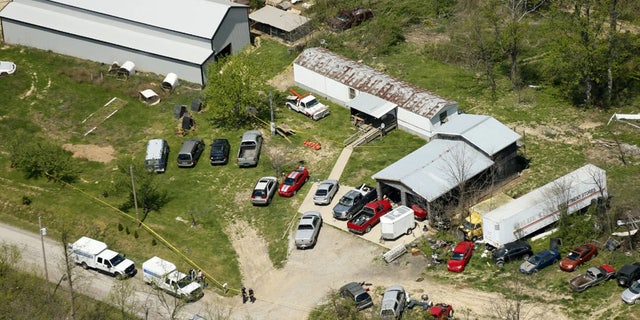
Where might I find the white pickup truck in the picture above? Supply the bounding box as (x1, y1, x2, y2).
(286, 88, 330, 120)
(68, 236, 137, 279)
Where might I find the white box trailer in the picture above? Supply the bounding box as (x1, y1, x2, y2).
(142, 256, 203, 301)
(380, 205, 416, 240)
(68, 236, 137, 279)
(482, 164, 607, 248)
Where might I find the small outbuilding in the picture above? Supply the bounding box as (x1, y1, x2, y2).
(162, 73, 179, 91)
(139, 89, 161, 106)
(249, 5, 311, 43)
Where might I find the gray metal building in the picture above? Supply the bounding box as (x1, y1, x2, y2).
(373, 114, 521, 211)
(0, 0, 251, 86)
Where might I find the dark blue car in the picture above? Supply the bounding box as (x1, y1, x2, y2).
(519, 249, 560, 274)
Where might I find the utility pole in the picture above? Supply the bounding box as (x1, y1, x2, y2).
(38, 216, 50, 293)
(130, 165, 140, 227)
(270, 90, 275, 136)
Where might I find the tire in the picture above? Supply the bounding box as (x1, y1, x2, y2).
(365, 226, 371, 233)
(81, 262, 89, 270)
(496, 260, 505, 268)
(471, 236, 478, 242)
(115, 273, 125, 280)
(523, 253, 531, 261)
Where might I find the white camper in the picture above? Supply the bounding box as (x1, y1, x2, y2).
(142, 256, 203, 301)
(68, 236, 137, 279)
(145, 139, 169, 173)
(482, 164, 608, 248)
(380, 205, 416, 240)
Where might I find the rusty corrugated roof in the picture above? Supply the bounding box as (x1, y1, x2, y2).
(294, 47, 456, 118)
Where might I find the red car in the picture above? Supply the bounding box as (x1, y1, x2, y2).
(278, 166, 309, 197)
(447, 241, 474, 273)
(429, 303, 454, 319)
(346, 199, 392, 234)
(559, 242, 598, 272)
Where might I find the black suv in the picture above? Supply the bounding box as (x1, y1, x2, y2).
(209, 138, 230, 165)
(492, 240, 533, 267)
(617, 263, 640, 287)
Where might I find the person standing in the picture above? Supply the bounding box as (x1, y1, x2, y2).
(241, 287, 248, 304)
(248, 288, 256, 303)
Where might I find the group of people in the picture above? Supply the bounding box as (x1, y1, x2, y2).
(241, 287, 256, 304)
(188, 269, 204, 285)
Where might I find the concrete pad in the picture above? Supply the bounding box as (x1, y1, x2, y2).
(298, 183, 429, 250)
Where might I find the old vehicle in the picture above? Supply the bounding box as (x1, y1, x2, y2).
(569, 264, 616, 292)
(279, 166, 310, 197)
(333, 184, 377, 220)
(328, 8, 373, 31)
(617, 263, 640, 287)
(313, 180, 339, 205)
(294, 211, 323, 249)
(491, 240, 533, 268)
(209, 138, 230, 165)
(145, 139, 170, 173)
(68, 236, 136, 279)
(177, 138, 205, 167)
(285, 88, 330, 121)
(380, 205, 416, 240)
(251, 176, 278, 206)
(519, 248, 561, 274)
(347, 199, 392, 234)
(339, 282, 373, 311)
(447, 241, 474, 273)
(621, 279, 640, 304)
(380, 285, 407, 320)
(237, 130, 263, 167)
(482, 164, 607, 248)
(458, 193, 513, 241)
(0, 61, 16, 75)
(429, 303, 454, 320)
(560, 243, 598, 272)
(142, 256, 203, 301)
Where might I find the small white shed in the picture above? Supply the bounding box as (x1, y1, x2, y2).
(139, 89, 160, 106)
(162, 73, 179, 91)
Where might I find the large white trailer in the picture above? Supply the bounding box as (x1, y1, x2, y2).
(482, 164, 607, 248)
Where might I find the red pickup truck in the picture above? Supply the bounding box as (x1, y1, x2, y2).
(347, 199, 392, 234)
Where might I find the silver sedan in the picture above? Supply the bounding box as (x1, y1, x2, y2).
(313, 179, 339, 205)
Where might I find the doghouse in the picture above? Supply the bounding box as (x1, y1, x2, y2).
(139, 89, 161, 106)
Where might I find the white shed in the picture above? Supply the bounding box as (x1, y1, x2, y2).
(0, 0, 251, 86)
(293, 47, 459, 139)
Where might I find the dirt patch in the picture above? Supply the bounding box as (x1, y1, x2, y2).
(62, 144, 116, 163)
(268, 65, 295, 92)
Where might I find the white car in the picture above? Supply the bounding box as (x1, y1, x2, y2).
(294, 211, 322, 249)
(0, 61, 17, 76)
(621, 279, 640, 304)
(251, 176, 278, 206)
(313, 180, 339, 205)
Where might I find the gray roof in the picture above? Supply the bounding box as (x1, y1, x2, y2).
(294, 48, 456, 119)
(373, 139, 494, 202)
(435, 114, 521, 156)
(347, 92, 397, 118)
(45, 0, 245, 39)
(249, 5, 310, 32)
(0, 0, 219, 63)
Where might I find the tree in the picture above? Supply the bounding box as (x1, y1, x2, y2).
(108, 279, 139, 320)
(202, 47, 272, 128)
(112, 161, 169, 223)
(489, 273, 544, 320)
(266, 145, 292, 177)
(8, 137, 79, 183)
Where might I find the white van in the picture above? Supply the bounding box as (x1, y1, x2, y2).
(145, 139, 169, 173)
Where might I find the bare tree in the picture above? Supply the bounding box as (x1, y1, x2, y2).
(440, 143, 478, 225)
(266, 145, 292, 177)
(60, 230, 77, 320)
(489, 273, 542, 320)
(150, 285, 187, 320)
(108, 278, 139, 320)
(0, 242, 21, 276)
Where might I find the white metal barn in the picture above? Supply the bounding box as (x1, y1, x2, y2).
(0, 0, 251, 86)
(293, 47, 459, 139)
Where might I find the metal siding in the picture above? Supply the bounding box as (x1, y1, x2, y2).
(212, 8, 250, 54)
(397, 108, 431, 138)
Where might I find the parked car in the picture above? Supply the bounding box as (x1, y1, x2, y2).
(177, 138, 205, 167)
(328, 8, 374, 31)
(313, 180, 339, 205)
(569, 264, 616, 292)
(621, 279, 640, 304)
(559, 243, 598, 272)
(0, 61, 16, 75)
(251, 176, 278, 206)
(380, 285, 407, 320)
(333, 184, 376, 220)
(294, 211, 323, 249)
(616, 262, 640, 287)
(429, 303, 454, 320)
(447, 241, 474, 273)
(339, 282, 373, 311)
(346, 199, 392, 234)
(519, 248, 561, 274)
(491, 240, 533, 268)
(278, 166, 309, 197)
(209, 138, 230, 165)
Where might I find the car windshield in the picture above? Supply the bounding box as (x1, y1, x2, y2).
(450, 252, 464, 261)
(252, 190, 266, 197)
(298, 224, 313, 230)
(462, 220, 475, 229)
(339, 196, 354, 206)
(284, 177, 295, 185)
(177, 154, 191, 161)
(316, 189, 328, 196)
(528, 254, 543, 264)
(495, 248, 507, 257)
(305, 98, 319, 108)
(355, 292, 370, 302)
(629, 281, 640, 294)
(109, 254, 126, 266)
(176, 276, 192, 289)
(336, 13, 350, 21)
(566, 252, 579, 260)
